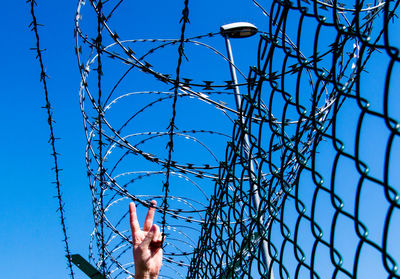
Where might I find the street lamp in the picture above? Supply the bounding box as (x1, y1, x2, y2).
(220, 22, 258, 110)
(220, 22, 258, 38)
(220, 22, 275, 279)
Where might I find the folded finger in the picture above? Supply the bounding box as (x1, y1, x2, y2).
(141, 224, 158, 248)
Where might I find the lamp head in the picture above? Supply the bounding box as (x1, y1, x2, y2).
(220, 22, 258, 38)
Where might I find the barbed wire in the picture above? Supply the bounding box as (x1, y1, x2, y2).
(27, 0, 75, 278)
(161, 0, 191, 241)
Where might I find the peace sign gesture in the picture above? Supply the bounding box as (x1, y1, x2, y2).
(129, 200, 163, 279)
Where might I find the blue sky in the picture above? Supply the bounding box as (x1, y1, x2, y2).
(2, 0, 400, 278)
(2, 1, 89, 278)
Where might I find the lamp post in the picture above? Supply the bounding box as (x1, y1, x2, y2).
(220, 22, 275, 279)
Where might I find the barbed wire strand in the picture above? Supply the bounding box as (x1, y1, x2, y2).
(161, 0, 191, 240)
(27, 0, 75, 277)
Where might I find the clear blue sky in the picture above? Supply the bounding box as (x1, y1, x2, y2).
(2, 0, 400, 278)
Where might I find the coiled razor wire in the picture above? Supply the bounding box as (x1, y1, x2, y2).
(73, 0, 400, 278)
(75, 0, 240, 277)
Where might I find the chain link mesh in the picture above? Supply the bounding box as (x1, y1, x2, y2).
(188, 0, 400, 278)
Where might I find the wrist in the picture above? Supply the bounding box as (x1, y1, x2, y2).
(135, 271, 158, 279)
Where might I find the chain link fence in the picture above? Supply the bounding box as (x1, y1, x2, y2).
(188, 0, 400, 278)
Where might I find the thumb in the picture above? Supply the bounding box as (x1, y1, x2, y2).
(141, 224, 158, 248)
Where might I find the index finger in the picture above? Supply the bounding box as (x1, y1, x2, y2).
(129, 202, 140, 239)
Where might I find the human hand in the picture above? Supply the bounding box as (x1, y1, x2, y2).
(129, 201, 163, 279)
